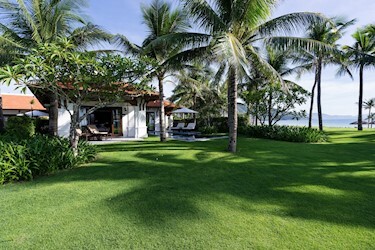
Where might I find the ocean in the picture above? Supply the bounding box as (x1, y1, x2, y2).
(276, 119, 360, 128)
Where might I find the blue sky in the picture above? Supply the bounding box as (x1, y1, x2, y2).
(1, 0, 374, 115)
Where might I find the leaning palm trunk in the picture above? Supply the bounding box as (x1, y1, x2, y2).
(358, 64, 364, 131)
(309, 77, 317, 128)
(228, 68, 238, 153)
(0, 95, 4, 132)
(268, 90, 273, 126)
(48, 92, 59, 136)
(316, 58, 323, 131)
(158, 74, 167, 142)
(367, 107, 372, 128)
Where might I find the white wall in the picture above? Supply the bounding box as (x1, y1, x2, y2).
(58, 99, 148, 139)
(57, 104, 72, 138)
(148, 107, 172, 132)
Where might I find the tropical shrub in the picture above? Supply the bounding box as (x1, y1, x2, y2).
(198, 125, 218, 135)
(0, 135, 96, 184)
(6, 116, 35, 138)
(239, 125, 327, 143)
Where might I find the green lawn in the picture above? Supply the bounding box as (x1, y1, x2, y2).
(1, 129, 374, 249)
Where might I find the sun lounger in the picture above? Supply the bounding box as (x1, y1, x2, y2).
(86, 124, 110, 140)
(182, 123, 196, 131)
(171, 122, 185, 131)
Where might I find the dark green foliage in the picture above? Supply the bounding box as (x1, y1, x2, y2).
(239, 125, 327, 143)
(35, 117, 49, 134)
(198, 125, 218, 135)
(0, 135, 96, 184)
(6, 116, 35, 138)
(198, 116, 248, 134)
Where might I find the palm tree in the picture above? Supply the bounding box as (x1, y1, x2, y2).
(152, 0, 329, 152)
(292, 18, 355, 130)
(114, 0, 190, 142)
(344, 26, 375, 131)
(0, 94, 4, 132)
(364, 98, 375, 128)
(0, 0, 111, 135)
(264, 47, 299, 126)
(368, 113, 375, 129)
(171, 62, 226, 125)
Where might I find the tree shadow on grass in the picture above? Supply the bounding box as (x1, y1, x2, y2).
(42, 135, 375, 229)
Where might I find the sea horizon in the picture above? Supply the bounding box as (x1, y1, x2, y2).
(277, 118, 367, 128)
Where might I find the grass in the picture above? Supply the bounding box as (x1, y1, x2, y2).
(1, 129, 374, 249)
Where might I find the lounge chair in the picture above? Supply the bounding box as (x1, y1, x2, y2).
(86, 124, 110, 141)
(76, 128, 89, 141)
(182, 123, 196, 131)
(171, 122, 185, 131)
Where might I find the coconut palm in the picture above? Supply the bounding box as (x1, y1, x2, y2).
(292, 18, 355, 130)
(0, 94, 4, 132)
(149, 0, 329, 152)
(344, 26, 375, 131)
(171, 62, 226, 124)
(0, 0, 111, 135)
(113, 0, 190, 142)
(368, 113, 375, 129)
(364, 98, 375, 128)
(263, 47, 303, 126)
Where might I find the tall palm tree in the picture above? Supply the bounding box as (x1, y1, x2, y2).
(364, 98, 375, 128)
(344, 26, 375, 131)
(114, 0, 190, 142)
(292, 18, 355, 130)
(263, 47, 300, 126)
(171, 62, 226, 125)
(0, 0, 111, 135)
(0, 93, 4, 132)
(150, 0, 329, 152)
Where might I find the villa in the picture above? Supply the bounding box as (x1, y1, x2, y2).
(0, 93, 46, 122)
(55, 84, 160, 139)
(146, 100, 176, 134)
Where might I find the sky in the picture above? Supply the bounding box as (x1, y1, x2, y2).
(1, 0, 374, 115)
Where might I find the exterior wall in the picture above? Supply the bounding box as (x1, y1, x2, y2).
(148, 107, 173, 132)
(57, 98, 149, 139)
(122, 98, 148, 138)
(57, 103, 73, 138)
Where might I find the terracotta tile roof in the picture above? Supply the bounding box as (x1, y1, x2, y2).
(1, 94, 46, 111)
(147, 100, 177, 109)
(58, 82, 159, 97)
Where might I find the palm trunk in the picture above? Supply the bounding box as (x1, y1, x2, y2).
(0, 95, 4, 133)
(368, 108, 371, 129)
(268, 89, 272, 126)
(255, 82, 259, 126)
(246, 103, 252, 125)
(317, 58, 323, 131)
(69, 104, 80, 156)
(158, 74, 167, 142)
(48, 93, 59, 136)
(309, 75, 317, 128)
(227, 67, 238, 153)
(358, 64, 364, 131)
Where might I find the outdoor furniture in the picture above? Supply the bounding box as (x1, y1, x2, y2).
(171, 122, 185, 131)
(86, 124, 110, 141)
(182, 123, 196, 131)
(76, 128, 89, 141)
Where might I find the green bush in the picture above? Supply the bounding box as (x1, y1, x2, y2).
(198, 125, 219, 135)
(6, 116, 35, 138)
(197, 116, 247, 134)
(0, 135, 97, 184)
(239, 125, 327, 143)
